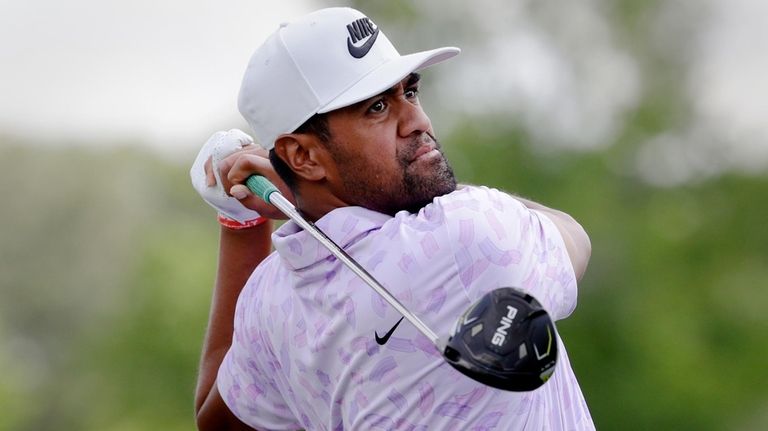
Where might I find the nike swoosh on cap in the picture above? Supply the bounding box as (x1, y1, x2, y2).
(347, 27, 379, 58)
(375, 316, 404, 345)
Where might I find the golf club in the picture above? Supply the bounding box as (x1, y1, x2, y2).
(246, 175, 558, 391)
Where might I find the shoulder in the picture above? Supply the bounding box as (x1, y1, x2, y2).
(431, 186, 527, 216)
(387, 186, 536, 268)
(382, 186, 533, 249)
(424, 186, 530, 235)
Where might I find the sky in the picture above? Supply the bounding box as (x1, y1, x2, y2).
(1, 0, 766, 180)
(0, 0, 311, 155)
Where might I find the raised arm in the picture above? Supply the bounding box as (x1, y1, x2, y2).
(195, 223, 271, 430)
(190, 130, 295, 430)
(514, 196, 592, 281)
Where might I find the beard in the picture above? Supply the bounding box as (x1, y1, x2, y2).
(334, 132, 457, 216)
(398, 132, 457, 213)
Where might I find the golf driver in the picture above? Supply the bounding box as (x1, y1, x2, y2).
(246, 175, 558, 391)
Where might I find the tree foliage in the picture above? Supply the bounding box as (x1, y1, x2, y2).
(2, 1, 767, 429)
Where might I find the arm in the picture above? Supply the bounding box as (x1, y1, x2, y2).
(191, 131, 295, 430)
(514, 196, 591, 280)
(194, 222, 272, 430)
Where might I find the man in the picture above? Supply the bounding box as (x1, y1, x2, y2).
(192, 7, 594, 430)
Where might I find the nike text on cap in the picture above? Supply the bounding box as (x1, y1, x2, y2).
(238, 7, 460, 149)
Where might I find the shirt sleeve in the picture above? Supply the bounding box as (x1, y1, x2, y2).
(216, 285, 301, 430)
(441, 186, 578, 321)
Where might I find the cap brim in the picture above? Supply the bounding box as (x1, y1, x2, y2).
(318, 46, 460, 114)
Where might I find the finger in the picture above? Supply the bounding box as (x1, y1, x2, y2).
(229, 184, 251, 200)
(227, 153, 274, 187)
(218, 146, 269, 182)
(246, 145, 269, 158)
(204, 157, 216, 187)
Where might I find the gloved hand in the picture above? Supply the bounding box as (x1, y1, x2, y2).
(190, 129, 264, 224)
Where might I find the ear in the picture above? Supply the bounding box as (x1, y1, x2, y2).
(273, 134, 329, 182)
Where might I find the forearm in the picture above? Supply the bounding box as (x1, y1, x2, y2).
(195, 221, 273, 412)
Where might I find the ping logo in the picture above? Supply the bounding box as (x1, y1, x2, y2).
(346, 17, 379, 58)
(491, 305, 518, 346)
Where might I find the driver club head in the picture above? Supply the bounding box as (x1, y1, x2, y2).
(442, 287, 558, 391)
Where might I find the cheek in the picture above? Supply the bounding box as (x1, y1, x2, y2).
(332, 121, 402, 176)
(351, 132, 399, 166)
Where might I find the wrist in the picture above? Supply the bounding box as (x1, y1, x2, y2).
(217, 214, 269, 230)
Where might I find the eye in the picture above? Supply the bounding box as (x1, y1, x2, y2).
(367, 98, 387, 114)
(404, 87, 420, 100)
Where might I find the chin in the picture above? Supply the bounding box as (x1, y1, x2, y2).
(401, 175, 457, 214)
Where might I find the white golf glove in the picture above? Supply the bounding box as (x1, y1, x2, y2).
(190, 129, 264, 225)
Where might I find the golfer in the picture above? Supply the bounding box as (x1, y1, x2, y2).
(192, 7, 594, 430)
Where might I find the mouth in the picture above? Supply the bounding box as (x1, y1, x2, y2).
(411, 144, 438, 162)
(408, 135, 443, 164)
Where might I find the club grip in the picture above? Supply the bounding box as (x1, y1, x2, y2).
(245, 175, 279, 203)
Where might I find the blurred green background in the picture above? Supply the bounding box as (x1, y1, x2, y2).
(1, 0, 767, 429)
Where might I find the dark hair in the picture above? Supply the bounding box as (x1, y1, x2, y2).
(269, 113, 331, 192)
(294, 112, 331, 143)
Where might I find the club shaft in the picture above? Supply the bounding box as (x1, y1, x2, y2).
(268, 192, 440, 347)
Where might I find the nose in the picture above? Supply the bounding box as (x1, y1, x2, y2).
(397, 100, 432, 138)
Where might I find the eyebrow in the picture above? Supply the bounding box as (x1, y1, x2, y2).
(381, 72, 421, 97)
(405, 72, 421, 88)
(348, 73, 422, 112)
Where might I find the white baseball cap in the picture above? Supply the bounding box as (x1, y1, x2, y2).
(238, 7, 460, 149)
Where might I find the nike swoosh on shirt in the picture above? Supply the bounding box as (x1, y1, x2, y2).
(347, 28, 379, 58)
(375, 316, 404, 345)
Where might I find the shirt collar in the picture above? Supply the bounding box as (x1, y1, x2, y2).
(272, 206, 392, 270)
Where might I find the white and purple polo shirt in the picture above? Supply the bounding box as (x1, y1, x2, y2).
(218, 186, 594, 430)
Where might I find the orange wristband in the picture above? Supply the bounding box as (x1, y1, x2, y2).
(217, 214, 269, 230)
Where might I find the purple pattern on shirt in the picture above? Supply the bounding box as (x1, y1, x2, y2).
(281, 296, 292, 314)
(479, 237, 522, 266)
(455, 386, 488, 405)
(423, 285, 447, 314)
(417, 381, 435, 415)
(216, 186, 593, 431)
(396, 419, 429, 431)
(320, 390, 331, 405)
(413, 334, 441, 357)
(398, 252, 417, 273)
(280, 343, 292, 377)
(366, 249, 387, 270)
(386, 337, 416, 353)
(246, 383, 265, 399)
(293, 318, 307, 348)
(355, 390, 370, 409)
(365, 413, 395, 429)
(300, 413, 311, 429)
(351, 335, 380, 357)
(316, 369, 331, 387)
(484, 208, 507, 240)
(341, 214, 358, 236)
(458, 218, 474, 247)
(337, 347, 351, 365)
(248, 334, 263, 354)
(473, 411, 504, 430)
(287, 238, 302, 255)
(442, 197, 481, 212)
(435, 401, 471, 420)
(369, 355, 398, 383)
(420, 233, 440, 259)
(387, 388, 407, 410)
(380, 218, 399, 238)
(294, 359, 306, 374)
(371, 291, 387, 318)
(456, 248, 491, 287)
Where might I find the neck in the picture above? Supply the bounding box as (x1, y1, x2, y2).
(293, 181, 349, 222)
